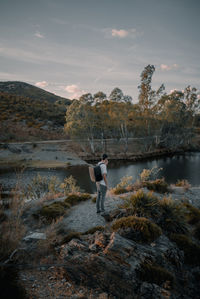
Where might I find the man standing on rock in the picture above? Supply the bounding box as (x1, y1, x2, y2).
(96, 154, 109, 214)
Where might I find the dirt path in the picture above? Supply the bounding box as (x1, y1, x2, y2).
(62, 191, 124, 232)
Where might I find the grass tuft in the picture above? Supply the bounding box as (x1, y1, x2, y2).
(170, 233, 200, 265)
(137, 261, 174, 286)
(112, 215, 162, 243)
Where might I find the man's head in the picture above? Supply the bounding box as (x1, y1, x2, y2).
(102, 153, 108, 165)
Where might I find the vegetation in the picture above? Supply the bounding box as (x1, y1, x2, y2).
(175, 179, 191, 190)
(137, 261, 174, 286)
(157, 197, 188, 234)
(112, 215, 162, 243)
(123, 189, 159, 218)
(170, 233, 200, 265)
(64, 193, 91, 205)
(65, 65, 200, 153)
(83, 226, 105, 235)
(112, 176, 133, 194)
(143, 178, 169, 193)
(183, 202, 200, 224)
(39, 201, 70, 221)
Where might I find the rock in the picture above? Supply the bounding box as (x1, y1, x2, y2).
(139, 282, 171, 299)
(23, 232, 46, 241)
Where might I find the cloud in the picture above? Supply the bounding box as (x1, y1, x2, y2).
(111, 29, 129, 38)
(35, 81, 48, 88)
(34, 31, 44, 38)
(103, 28, 142, 39)
(65, 84, 85, 99)
(160, 64, 179, 71)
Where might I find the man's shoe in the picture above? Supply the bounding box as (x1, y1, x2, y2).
(96, 210, 101, 213)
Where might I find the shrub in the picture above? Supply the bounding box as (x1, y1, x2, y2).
(39, 201, 70, 221)
(112, 176, 133, 195)
(175, 179, 191, 190)
(83, 226, 105, 235)
(140, 166, 163, 182)
(137, 261, 174, 286)
(143, 178, 169, 193)
(92, 196, 97, 203)
(194, 222, 200, 240)
(183, 202, 200, 225)
(60, 231, 82, 244)
(64, 193, 91, 205)
(60, 175, 80, 195)
(113, 187, 127, 195)
(170, 233, 200, 265)
(123, 189, 159, 218)
(157, 197, 188, 234)
(112, 216, 162, 243)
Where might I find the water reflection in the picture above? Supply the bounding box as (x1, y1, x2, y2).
(0, 152, 200, 193)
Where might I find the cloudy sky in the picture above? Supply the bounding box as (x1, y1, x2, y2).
(0, 0, 199, 101)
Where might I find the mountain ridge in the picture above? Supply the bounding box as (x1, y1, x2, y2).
(0, 81, 71, 104)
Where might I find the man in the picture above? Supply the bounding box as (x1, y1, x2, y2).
(96, 153, 108, 214)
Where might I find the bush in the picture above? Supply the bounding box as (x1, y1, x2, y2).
(64, 193, 91, 205)
(83, 226, 105, 235)
(123, 189, 159, 218)
(112, 176, 133, 195)
(194, 222, 200, 240)
(175, 179, 191, 190)
(39, 201, 70, 221)
(60, 176, 80, 195)
(170, 233, 200, 265)
(112, 216, 162, 243)
(157, 197, 188, 234)
(143, 178, 169, 193)
(113, 187, 127, 195)
(137, 261, 174, 286)
(139, 166, 163, 182)
(183, 202, 200, 225)
(60, 231, 82, 244)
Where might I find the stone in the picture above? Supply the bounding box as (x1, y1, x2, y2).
(23, 232, 46, 241)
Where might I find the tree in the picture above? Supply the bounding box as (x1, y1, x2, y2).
(109, 88, 124, 102)
(93, 91, 107, 104)
(138, 64, 155, 111)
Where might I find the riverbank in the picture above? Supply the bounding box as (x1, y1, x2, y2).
(0, 139, 197, 170)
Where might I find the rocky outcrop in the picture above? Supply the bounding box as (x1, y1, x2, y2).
(58, 230, 199, 298)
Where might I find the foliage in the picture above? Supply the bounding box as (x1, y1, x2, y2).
(64, 193, 91, 205)
(175, 179, 191, 190)
(83, 226, 105, 235)
(143, 178, 169, 193)
(123, 189, 159, 218)
(112, 176, 133, 194)
(60, 175, 80, 195)
(0, 190, 26, 261)
(157, 197, 188, 234)
(170, 233, 200, 265)
(60, 231, 82, 245)
(39, 201, 70, 222)
(139, 166, 163, 182)
(183, 202, 200, 224)
(112, 215, 162, 243)
(194, 222, 200, 240)
(137, 261, 174, 286)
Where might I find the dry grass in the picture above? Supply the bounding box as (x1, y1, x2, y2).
(0, 186, 26, 261)
(175, 179, 191, 190)
(112, 215, 162, 243)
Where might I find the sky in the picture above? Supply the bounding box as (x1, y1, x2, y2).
(0, 0, 199, 101)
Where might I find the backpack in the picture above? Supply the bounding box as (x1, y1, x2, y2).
(89, 163, 104, 182)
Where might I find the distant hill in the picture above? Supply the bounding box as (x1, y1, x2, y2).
(0, 81, 71, 105)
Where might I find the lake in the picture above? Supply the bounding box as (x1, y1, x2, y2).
(0, 152, 200, 194)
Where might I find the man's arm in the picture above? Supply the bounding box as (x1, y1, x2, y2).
(103, 173, 108, 188)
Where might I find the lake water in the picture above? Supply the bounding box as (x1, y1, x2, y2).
(1, 152, 200, 194)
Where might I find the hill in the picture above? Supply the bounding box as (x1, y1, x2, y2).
(0, 91, 70, 142)
(0, 81, 71, 105)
